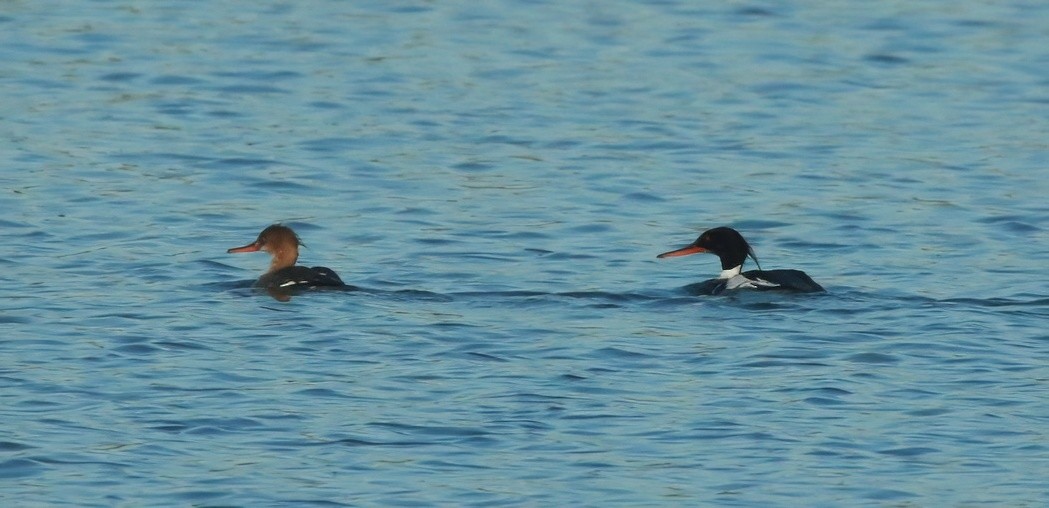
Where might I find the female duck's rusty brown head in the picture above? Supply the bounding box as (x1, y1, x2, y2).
(227, 224, 302, 273)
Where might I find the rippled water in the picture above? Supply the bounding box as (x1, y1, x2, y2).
(3, 1, 1048, 505)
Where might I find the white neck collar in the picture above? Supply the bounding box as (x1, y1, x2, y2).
(719, 265, 743, 279)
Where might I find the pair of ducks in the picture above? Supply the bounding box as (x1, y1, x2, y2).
(228, 224, 824, 296)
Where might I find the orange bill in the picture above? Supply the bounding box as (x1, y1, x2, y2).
(227, 242, 261, 254)
(656, 245, 707, 258)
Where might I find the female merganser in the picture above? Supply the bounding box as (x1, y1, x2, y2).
(657, 226, 824, 295)
(227, 224, 345, 290)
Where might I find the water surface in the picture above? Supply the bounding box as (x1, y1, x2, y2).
(2, 1, 1048, 505)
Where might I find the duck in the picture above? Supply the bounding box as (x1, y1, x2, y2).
(658, 226, 824, 295)
(227, 224, 345, 290)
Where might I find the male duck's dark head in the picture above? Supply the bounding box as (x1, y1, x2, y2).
(657, 226, 759, 271)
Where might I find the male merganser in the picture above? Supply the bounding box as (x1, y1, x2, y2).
(227, 224, 345, 290)
(657, 226, 824, 294)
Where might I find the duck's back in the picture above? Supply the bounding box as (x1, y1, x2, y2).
(685, 270, 824, 295)
(258, 266, 345, 289)
(743, 269, 824, 293)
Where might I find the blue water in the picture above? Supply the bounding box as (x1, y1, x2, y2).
(3, 1, 1048, 505)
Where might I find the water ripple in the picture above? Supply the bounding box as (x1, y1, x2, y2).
(3, 0, 1047, 505)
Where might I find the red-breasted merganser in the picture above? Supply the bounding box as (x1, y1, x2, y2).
(657, 226, 824, 294)
(227, 224, 345, 290)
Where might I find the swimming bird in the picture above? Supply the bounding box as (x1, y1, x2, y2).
(657, 226, 824, 295)
(227, 224, 345, 290)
